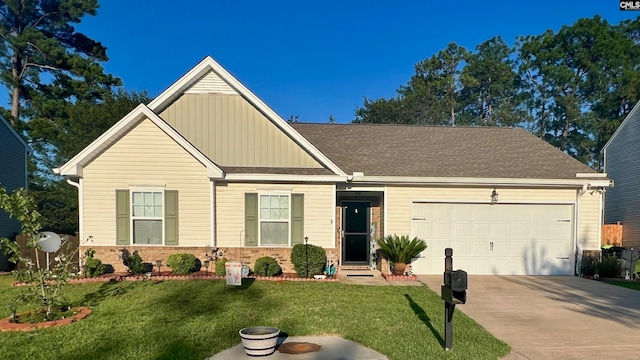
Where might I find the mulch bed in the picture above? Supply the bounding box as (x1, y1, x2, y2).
(12, 271, 339, 286)
(0, 306, 91, 332)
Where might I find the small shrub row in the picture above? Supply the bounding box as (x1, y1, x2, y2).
(581, 255, 622, 278)
(89, 246, 330, 278)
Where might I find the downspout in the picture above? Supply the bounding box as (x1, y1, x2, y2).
(574, 184, 588, 276)
(66, 178, 82, 244)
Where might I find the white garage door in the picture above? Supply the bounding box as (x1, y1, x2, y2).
(410, 202, 574, 275)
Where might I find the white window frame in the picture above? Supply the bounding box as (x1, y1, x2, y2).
(130, 188, 165, 246)
(258, 191, 291, 247)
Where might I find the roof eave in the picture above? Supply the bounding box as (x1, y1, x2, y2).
(350, 176, 612, 188)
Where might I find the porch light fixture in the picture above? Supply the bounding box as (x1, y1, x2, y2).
(490, 189, 499, 204)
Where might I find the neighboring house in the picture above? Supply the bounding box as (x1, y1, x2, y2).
(603, 101, 640, 248)
(0, 114, 29, 271)
(55, 56, 610, 276)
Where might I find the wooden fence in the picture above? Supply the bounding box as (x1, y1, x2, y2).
(15, 234, 79, 270)
(601, 222, 623, 247)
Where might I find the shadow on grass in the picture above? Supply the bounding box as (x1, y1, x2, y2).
(79, 280, 135, 306)
(404, 294, 444, 347)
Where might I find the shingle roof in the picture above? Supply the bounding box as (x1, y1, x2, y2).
(292, 123, 598, 179)
(221, 166, 335, 176)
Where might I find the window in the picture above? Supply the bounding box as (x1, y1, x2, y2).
(244, 192, 302, 247)
(259, 194, 290, 246)
(131, 191, 163, 244)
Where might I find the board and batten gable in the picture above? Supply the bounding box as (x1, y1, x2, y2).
(604, 105, 640, 248)
(160, 71, 324, 169)
(215, 182, 335, 248)
(0, 117, 27, 237)
(386, 186, 601, 250)
(82, 117, 211, 246)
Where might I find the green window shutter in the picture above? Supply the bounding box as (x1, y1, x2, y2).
(165, 190, 179, 246)
(291, 193, 304, 246)
(116, 190, 130, 245)
(245, 193, 258, 246)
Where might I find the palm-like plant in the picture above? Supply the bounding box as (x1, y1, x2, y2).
(377, 234, 427, 275)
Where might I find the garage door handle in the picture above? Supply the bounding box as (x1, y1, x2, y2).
(557, 219, 571, 223)
(490, 242, 494, 251)
(412, 217, 426, 221)
(556, 257, 570, 260)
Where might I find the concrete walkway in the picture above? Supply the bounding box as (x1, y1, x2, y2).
(418, 275, 640, 360)
(208, 335, 387, 360)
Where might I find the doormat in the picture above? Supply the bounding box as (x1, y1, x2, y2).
(346, 274, 375, 277)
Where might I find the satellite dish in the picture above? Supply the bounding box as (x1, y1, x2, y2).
(38, 231, 62, 253)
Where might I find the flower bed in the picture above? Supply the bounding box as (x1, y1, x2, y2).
(13, 271, 339, 286)
(0, 307, 91, 332)
(381, 273, 417, 281)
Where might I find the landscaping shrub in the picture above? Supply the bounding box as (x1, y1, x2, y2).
(123, 251, 149, 275)
(581, 255, 598, 276)
(166, 253, 199, 275)
(291, 243, 326, 278)
(254, 256, 282, 276)
(83, 248, 105, 278)
(599, 255, 622, 278)
(581, 255, 622, 278)
(215, 258, 228, 276)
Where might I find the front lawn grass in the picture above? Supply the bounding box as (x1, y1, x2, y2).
(603, 279, 640, 291)
(0, 275, 509, 360)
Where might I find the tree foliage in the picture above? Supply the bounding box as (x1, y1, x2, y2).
(0, 0, 120, 124)
(355, 16, 640, 170)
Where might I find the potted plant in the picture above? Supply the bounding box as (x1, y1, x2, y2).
(377, 234, 427, 276)
(238, 326, 280, 356)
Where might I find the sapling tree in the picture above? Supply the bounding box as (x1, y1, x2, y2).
(0, 186, 81, 321)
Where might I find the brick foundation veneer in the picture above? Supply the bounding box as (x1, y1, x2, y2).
(85, 246, 340, 274)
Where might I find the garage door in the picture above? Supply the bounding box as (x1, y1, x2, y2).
(410, 202, 574, 275)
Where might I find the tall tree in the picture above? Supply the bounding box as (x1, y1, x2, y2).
(0, 0, 120, 125)
(517, 16, 640, 168)
(355, 43, 468, 126)
(460, 37, 525, 127)
(406, 42, 468, 126)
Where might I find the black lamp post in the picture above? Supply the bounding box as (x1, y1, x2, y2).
(304, 236, 309, 278)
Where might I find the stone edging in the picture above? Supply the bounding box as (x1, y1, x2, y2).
(380, 273, 417, 281)
(0, 306, 91, 332)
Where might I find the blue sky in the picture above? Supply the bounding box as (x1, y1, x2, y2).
(68, 1, 636, 124)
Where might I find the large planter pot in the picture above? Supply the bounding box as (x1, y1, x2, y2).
(238, 326, 280, 356)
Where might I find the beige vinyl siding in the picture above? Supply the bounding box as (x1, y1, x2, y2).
(578, 191, 602, 250)
(0, 120, 27, 238)
(160, 94, 323, 168)
(386, 186, 599, 249)
(216, 182, 334, 248)
(185, 70, 238, 95)
(82, 118, 211, 247)
(604, 108, 640, 248)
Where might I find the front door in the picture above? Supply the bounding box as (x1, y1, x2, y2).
(342, 201, 370, 264)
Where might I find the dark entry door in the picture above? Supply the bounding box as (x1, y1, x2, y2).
(342, 201, 370, 264)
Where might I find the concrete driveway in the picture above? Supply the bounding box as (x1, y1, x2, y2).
(418, 275, 640, 360)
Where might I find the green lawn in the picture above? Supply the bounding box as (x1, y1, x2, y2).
(603, 279, 640, 291)
(0, 275, 509, 360)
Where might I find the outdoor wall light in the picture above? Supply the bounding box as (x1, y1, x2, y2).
(490, 189, 499, 204)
